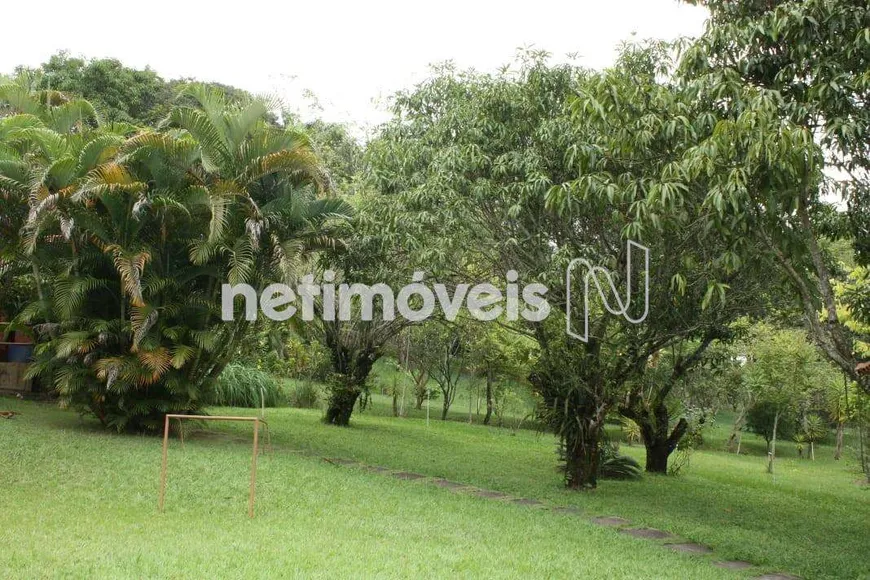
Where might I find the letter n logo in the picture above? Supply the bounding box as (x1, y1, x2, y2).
(565, 240, 650, 342)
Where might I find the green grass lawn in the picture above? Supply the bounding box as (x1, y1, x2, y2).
(2, 398, 868, 579)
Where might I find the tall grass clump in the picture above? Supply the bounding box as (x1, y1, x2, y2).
(288, 380, 322, 409)
(211, 364, 285, 408)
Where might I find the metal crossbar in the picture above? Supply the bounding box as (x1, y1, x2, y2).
(158, 414, 267, 518)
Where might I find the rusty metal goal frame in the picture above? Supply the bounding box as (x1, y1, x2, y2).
(158, 414, 266, 518)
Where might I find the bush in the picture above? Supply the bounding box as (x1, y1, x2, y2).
(210, 364, 285, 408)
(619, 416, 641, 446)
(289, 380, 322, 409)
(599, 443, 642, 480)
(745, 401, 796, 447)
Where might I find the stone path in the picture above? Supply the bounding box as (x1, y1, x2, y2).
(590, 516, 631, 527)
(668, 543, 714, 555)
(186, 430, 800, 579)
(619, 527, 676, 540)
(319, 456, 802, 579)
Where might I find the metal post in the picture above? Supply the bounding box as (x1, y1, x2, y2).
(158, 414, 264, 517)
(158, 414, 169, 512)
(248, 418, 259, 518)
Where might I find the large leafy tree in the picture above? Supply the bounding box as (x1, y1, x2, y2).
(680, 0, 870, 392)
(367, 47, 777, 487)
(0, 84, 348, 431)
(313, 193, 414, 426)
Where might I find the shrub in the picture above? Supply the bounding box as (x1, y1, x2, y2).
(289, 380, 322, 409)
(619, 416, 641, 446)
(745, 400, 796, 447)
(211, 364, 285, 408)
(598, 443, 642, 480)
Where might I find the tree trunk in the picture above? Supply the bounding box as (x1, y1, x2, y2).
(441, 393, 450, 420)
(325, 387, 360, 426)
(767, 410, 779, 474)
(644, 441, 670, 473)
(639, 418, 688, 474)
(468, 385, 473, 423)
(834, 421, 844, 460)
(727, 404, 746, 453)
(483, 366, 494, 426)
(564, 428, 601, 489)
(413, 371, 428, 410)
(621, 392, 689, 474)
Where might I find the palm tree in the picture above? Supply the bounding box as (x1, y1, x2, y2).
(4, 85, 350, 431)
(801, 414, 828, 461)
(0, 81, 109, 325)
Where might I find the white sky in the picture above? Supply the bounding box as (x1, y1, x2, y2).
(1, 0, 708, 132)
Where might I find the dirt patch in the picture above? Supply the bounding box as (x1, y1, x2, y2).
(618, 527, 676, 540)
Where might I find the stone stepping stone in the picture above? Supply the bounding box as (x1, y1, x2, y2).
(431, 478, 468, 490)
(392, 471, 427, 481)
(619, 527, 676, 540)
(590, 516, 631, 527)
(667, 543, 713, 555)
(364, 465, 393, 473)
(715, 561, 754, 571)
(553, 506, 583, 515)
(511, 498, 544, 507)
(472, 489, 511, 499)
(754, 574, 801, 580)
(326, 458, 359, 466)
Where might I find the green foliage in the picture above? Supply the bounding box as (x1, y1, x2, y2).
(211, 363, 285, 408)
(619, 416, 641, 446)
(368, 42, 794, 486)
(680, 0, 870, 389)
(236, 324, 332, 381)
(0, 83, 348, 431)
(304, 120, 363, 194)
(837, 266, 870, 355)
(598, 443, 642, 480)
(800, 414, 829, 445)
(0, 276, 33, 319)
(288, 380, 323, 409)
(743, 325, 838, 410)
(745, 401, 796, 446)
(12, 52, 265, 127)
